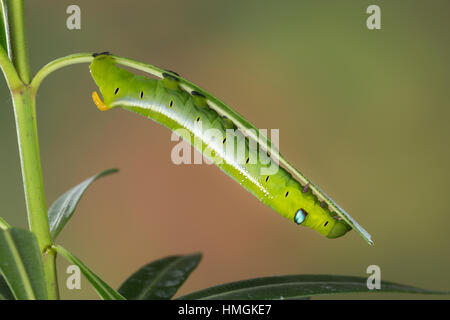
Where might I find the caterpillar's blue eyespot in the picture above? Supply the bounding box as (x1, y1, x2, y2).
(294, 209, 307, 225)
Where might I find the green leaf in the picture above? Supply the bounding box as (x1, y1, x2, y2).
(48, 168, 118, 240)
(0, 216, 10, 230)
(0, 2, 10, 55)
(0, 275, 14, 300)
(54, 245, 125, 300)
(0, 228, 47, 300)
(177, 274, 449, 300)
(118, 253, 202, 300)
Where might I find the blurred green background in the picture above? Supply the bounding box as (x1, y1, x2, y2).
(1, 0, 449, 299)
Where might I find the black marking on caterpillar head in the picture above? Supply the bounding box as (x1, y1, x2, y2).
(170, 100, 174, 107)
(246, 157, 250, 164)
(223, 138, 226, 144)
(196, 117, 200, 122)
(162, 72, 179, 81)
(140, 91, 144, 98)
(114, 88, 119, 95)
(165, 69, 180, 76)
(302, 183, 310, 193)
(324, 221, 329, 227)
(285, 191, 289, 197)
(191, 91, 206, 98)
(92, 51, 111, 57)
(265, 176, 270, 182)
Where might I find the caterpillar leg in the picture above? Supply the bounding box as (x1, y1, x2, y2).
(327, 219, 352, 239)
(92, 91, 110, 111)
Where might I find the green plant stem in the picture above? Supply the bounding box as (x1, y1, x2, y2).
(11, 88, 59, 299)
(30, 53, 94, 92)
(0, 45, 21, 89)
(6, 0, 29, 83)
(12, 90, 48, 246)
(5, 1, 59, 299)
(43, 249, 59, 299)
(31, 53, 167, 92)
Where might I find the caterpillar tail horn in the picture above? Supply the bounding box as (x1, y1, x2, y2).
(92, 91, 110, 111)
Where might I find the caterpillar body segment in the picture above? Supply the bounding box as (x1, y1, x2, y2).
(90, 54, 370, 243)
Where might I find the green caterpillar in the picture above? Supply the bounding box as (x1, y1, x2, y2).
(90, 53, 372, 244)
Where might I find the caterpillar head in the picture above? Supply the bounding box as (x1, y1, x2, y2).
(90, 54, 152, 112)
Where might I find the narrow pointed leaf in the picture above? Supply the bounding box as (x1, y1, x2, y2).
(0, 275, 14, 300)
(48, 168, 118, 240)
(0, 2, 10, 55)
(119, 253, 202, 300)
(54, 245, 125, 300)
(0, 228, 47, 300)
(0, 216, 10, 230)
(177, 274, 449, 300)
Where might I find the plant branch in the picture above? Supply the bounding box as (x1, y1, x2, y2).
(6, 0, 29, 83)
(30, 52, 93, 92)
(31, 52, 167, 93)
(0, 44, 22, 89)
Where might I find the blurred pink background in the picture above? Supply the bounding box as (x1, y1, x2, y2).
(0, 0, 449, 299)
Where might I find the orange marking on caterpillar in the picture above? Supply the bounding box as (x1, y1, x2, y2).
(92, 91, 110, 111)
